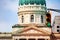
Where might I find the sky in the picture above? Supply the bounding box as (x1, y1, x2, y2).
(0, 0, 60, 32)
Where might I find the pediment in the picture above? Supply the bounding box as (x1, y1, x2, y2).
(16, 27, 50, 36)
(22, 29, 44, 34)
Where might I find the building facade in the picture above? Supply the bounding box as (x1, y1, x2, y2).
(0, 0, 60, 40)
(52, 16, 60, 40)
(0, 32, 12, 40)
(52, 16, 60, 33)
(12, 0, 51, 40)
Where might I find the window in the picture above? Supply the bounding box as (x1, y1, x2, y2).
(16, 39, 18, 40)
(57, 26, 59, 28)
(28, 39, 35, 40)
(47, 39, 48, 40)
(57, 30, 59, 32)
(41, 15, 43, 23)
(30, 15, 34, 22)
(21, 16, 24, 23)
(19, 38, 26, 40)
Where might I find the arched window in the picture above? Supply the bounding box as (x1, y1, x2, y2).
(31, 15, 34, 22)
(41, 15, 43, 23)
(21, 16, 24, 23)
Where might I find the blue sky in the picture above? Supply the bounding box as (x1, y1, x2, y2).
(0, 0, 60, 32)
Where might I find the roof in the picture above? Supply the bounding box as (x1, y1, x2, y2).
(12, 26, 51, 36)
(0, 32, 12, 37)
(19, 0, 46, 5)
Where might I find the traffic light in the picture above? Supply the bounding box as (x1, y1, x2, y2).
(46, 11, 51, 27)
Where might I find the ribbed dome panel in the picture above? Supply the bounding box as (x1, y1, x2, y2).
(19, 0, 46, 5)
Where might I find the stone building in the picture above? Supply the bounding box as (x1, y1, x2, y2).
(52, 16, 60, 40)
(0, 0, 60, 40)
(0, 32, 12, 40)
(52, 16, 60, 33)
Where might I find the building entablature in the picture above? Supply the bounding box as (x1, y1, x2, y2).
(18, 11, 46, 16)
(18, 5, 46, 13)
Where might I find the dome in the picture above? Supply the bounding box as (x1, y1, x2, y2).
(19, 0, 46, 5)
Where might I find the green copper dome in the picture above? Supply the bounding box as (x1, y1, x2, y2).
(19, 0, 46, 5)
